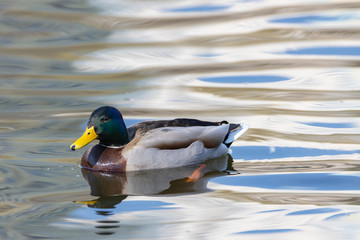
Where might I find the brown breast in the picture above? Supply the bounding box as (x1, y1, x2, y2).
(81, 144, 127, 172)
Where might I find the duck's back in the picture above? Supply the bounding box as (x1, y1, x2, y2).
(127, 118, 243, 146)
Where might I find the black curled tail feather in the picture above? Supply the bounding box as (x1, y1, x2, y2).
(224, 123, 241, 147)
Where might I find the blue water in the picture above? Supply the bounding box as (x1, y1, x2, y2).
(270, 14, 356, 24)
(231, 146, 360, 160)
(0, 0, 360, 239)
(282, 46, 360, 56)
(199, 75, 289, 84)
(165, 5, 230, 13)
(211, 173, 360, 191)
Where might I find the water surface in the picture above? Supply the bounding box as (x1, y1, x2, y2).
(0, 0, 360, 239)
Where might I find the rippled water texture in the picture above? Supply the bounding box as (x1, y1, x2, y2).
(0, 0, 360, 239)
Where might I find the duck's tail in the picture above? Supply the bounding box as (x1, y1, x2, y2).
(224, 121, 249, 147)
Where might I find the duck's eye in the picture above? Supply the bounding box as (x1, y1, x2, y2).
(101, 116, 110, 122)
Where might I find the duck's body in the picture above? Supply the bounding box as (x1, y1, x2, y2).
(71, 106, 248, 172)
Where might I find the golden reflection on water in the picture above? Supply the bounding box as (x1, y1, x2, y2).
(0, 0, 360, 239)
(212, 190, 360, 206)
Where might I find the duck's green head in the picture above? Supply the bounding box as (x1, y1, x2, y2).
(70, 106, 129, 151)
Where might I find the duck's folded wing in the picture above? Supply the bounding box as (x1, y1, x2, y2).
(127, 118, 220, 141)
(135, 124, 230, 150)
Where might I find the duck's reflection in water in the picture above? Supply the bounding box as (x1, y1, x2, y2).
(77, 155, 234, 235)
(79, 154, 235, 209)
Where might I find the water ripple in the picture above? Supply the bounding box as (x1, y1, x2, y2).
(1, 0, 360, 239)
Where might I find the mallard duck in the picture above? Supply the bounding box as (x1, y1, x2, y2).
(70, 106, 248, 172)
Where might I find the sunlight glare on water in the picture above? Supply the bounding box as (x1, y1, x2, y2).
(0, 0, 359, 239)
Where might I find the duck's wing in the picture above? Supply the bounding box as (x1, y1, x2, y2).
(127, 118, 248, 147)
(135, 124, 230, 150)
(123, 125, 231, 170)
(127, 118, 220, 141)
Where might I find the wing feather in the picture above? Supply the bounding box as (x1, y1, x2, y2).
(135, 124, 230, 149)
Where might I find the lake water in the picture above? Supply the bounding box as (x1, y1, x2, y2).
(1, 0, 360, 239)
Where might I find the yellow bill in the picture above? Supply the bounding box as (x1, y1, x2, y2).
(70, 126, 98, 151)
